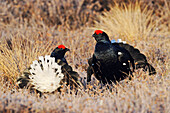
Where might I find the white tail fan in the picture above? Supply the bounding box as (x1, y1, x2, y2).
(29, 55, 64, 93)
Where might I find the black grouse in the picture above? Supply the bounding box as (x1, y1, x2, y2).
(87, 30, 156, 84)
(17, 45, 82, 93)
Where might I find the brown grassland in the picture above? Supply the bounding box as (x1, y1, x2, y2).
(0, 0, 169, 112)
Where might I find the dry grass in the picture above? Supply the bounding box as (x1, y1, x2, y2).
(0, 22, 57, 83)
(93, 1, 170, 42)
(0, 0, 112, 30)
(0, 0, 169, 112)
(0, 73, 169, 112)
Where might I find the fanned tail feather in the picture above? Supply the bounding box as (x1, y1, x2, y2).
(17, 55, 64, 93)
(146, 63, 156, 75)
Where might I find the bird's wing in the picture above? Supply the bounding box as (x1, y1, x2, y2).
(112, 44, 134, 74)
(112, 41, 156, 75)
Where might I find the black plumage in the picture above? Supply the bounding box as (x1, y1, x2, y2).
(17, 45, 82, 93)
(87, 30, 156, 84)
(112, 42, 156, 75)
(50, 45, 69, 64)
(50, 45, 82, 89)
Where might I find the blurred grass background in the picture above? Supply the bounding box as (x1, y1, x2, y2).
(0, 0, 169, 112)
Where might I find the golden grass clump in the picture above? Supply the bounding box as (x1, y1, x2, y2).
(0, 22, 57, 83)
(94, 1, 170, 41)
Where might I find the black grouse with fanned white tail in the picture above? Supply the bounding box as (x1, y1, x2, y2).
(17, 45, 82, 93)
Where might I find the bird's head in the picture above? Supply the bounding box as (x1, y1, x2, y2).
(92, 30, 111, 43)
(50, 45, 70, 59)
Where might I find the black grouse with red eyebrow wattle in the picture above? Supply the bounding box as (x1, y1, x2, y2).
(87, 30, 156, 84)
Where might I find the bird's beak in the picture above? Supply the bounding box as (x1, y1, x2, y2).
(92, 33, 95, 37)
(65, 48, 70, 51)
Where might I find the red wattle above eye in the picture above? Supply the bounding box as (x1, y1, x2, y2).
(95, 30, 103, 35)
(58, 45, 66, 49)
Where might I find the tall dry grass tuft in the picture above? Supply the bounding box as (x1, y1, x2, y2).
(94, 1, 170, 41)
(0, 22, 57, 83)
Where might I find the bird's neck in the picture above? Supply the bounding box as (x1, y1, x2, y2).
(95, 41, 112, 53)
(94, 41, 117, 61)
(96, 39, 111, 44)
(55, 55, 64, 59)
(54, 56, 68, 64)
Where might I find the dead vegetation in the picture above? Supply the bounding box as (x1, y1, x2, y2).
(0, 0, 169, 112)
